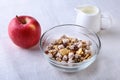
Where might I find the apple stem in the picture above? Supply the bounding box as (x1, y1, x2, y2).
(16, 15, 26, 24)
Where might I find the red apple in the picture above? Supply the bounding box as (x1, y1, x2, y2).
(8, 15, 41, 48)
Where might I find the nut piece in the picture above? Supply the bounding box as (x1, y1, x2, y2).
(48, 49, 57, 55)
(48, 53, 53, 58)
(57, 39, 63, 44)
(68, 52, 74, 59)
(76, 48, 83, 55)
(56, 57, 62, 62)
(58, 44, 64, 49)
(75, 53, 81, 59)
(71, 38, 78, 43)
(59, 48, 70, 56)
(45, 50, 49, 54)
(84, 53, 90, 59)
(51, 40, 58, 45)
(53, 45, 58, 50)
(61, 35, 68, 39)
(86, 46, 90, 50)
(56, 52, 62, 58)
(82, 40, 86, 44)
(85, 50, 92, 54)
(62, 38, 69, 44)
(77, 42, 82, 48)
(68, 58, 75, 63)
(62, 55, 68, 61)
(69, 45, 75, 50)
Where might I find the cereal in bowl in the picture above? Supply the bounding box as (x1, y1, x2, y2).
(45, 35, 92, 63)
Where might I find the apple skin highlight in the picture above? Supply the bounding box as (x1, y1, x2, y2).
(8, 15, 41, 48)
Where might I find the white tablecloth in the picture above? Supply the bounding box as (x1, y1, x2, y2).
(0, 0, 120, 80)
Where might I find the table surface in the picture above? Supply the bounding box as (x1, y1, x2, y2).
(0, 0, 120, 80)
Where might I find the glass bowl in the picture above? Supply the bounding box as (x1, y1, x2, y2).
(40, 24, 101, 72)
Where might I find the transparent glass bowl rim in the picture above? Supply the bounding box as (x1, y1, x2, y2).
(40, 24, 101, 65)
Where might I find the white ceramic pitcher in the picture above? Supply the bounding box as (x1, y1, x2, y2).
(75, 5, 112, 33)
